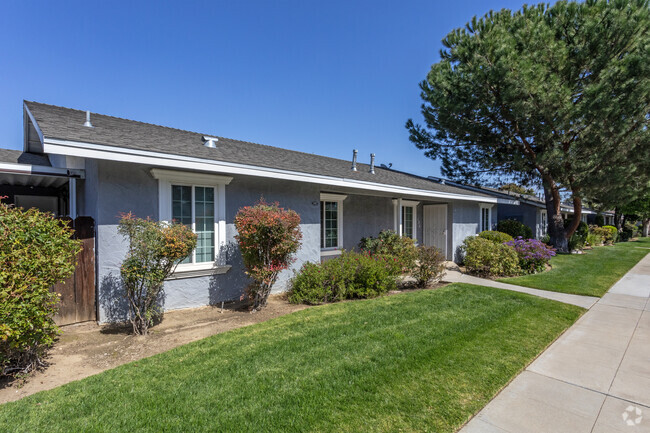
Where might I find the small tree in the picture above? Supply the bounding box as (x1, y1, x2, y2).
(0, 202, 81, 377)
(235, 199, 302, 311)
(118, 213, 196, 335)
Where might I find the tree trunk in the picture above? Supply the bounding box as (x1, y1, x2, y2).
(615, 207, 624, 230)
(643, 218, 650, 237)
(565, 196, 582, 240)
(543, 179, 569, 253)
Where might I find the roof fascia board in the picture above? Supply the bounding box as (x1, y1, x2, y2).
(43, 138, 497, 203)
(431, 179, 520, 205)
(0, 161, 84, 178)
(23, 103, 44, 153)
(496, 198, 520, 205)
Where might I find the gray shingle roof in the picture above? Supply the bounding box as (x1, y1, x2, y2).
(24, 101, 491, 198)
(0, 148, 51, 166)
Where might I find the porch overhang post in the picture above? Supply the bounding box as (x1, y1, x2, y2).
(68, 178, 77, 219)
(392, 198, 403, 236)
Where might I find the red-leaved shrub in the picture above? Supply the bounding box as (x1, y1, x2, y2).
(235, 199, 302, 311)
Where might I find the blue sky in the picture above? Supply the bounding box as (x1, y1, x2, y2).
(0, 0, 526, 177)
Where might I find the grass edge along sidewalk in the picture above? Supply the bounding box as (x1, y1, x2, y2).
(0, 283, 582, 433)
(498, 237, 650, 297)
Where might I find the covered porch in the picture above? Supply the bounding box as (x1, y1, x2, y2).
(316, 186, 500, 262)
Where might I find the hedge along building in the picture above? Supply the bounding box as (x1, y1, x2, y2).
(425, 179, 606, 240)
(4, 101, 515, 323)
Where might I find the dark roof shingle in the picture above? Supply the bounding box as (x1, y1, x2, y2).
(25, 101, 490, 198)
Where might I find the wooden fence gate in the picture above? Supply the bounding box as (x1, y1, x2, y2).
(52, 216, 96, 325)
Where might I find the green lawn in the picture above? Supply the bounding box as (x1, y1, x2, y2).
(499, 237, 650, 297)
(0, 284, 582, 433)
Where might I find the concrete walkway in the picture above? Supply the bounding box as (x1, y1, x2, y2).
(442, 269, 599, 309)
(459, 253, 650, 432)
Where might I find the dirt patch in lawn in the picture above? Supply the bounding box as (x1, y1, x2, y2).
(0, 294, 308, 404)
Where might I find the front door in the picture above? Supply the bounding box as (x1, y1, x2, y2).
(423, 204, 448, 258)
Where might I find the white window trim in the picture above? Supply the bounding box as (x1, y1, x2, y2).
(540, 210, 548, 237)
(320, 193, 346, 253)
(479, 203, 494, 232)
(151, 168, 232, 271)
(392, 199, 419, 242)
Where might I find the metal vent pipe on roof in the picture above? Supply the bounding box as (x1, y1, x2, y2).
(203, 136, 218, 148)
(351, 149, 358, 171)
(83, 111, 93, 128)
(369, 153, 375, 174)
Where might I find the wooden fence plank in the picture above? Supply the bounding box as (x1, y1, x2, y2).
(52, 216, 96, 325)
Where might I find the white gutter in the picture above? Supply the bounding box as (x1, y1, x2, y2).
(0, 161, 84, 178)
(42, 138, 498, 203)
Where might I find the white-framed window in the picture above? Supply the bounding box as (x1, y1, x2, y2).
(479, 203, 493, 232)
(151, 168, 232, 271)
(392, 199, 419, 241)
(540, 210, 548, 236)
(320, 193, 346, 255)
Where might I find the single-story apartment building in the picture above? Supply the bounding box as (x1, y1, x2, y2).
(0, 101, 518, 323)
(426, 178, 614, 239)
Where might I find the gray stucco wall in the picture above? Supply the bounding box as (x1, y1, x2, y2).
(91, 160, 320, 323)
(497, 203, 540, 238)
(342, 195, 393, 249)
(450, 201, 498, 262)
(82, 158, 495, 322)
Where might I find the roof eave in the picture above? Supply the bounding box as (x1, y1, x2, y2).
(42, 137, 497, 203)
(0, 161, 84, 178)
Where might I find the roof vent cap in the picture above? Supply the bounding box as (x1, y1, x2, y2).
(369, 153, 376, 174)
(351, 149, 358, 171)
(83, 111, 93, 128)
(203, 136, 219, 148)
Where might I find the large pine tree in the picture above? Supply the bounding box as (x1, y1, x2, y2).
(407, 0, 650, 251)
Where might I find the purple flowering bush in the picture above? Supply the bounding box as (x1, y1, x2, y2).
(504, 237, 556, 274)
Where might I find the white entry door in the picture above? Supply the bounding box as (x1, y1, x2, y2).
(423, 204, 448, 258)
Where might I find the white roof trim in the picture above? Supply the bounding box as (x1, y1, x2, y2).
(0, 161, 84, 178)
(150, 168, 232, 185)
(23, 103, 44, 152)
(42, 137, 498, 203)
(392, 199, 420, 206)
(320, 192, 347, 201)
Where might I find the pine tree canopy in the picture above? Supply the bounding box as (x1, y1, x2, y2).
(407, 0, 650, 206)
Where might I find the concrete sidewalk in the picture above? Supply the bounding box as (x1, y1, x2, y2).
(459, 252, 650, 433)
(442, 269, 599, 309)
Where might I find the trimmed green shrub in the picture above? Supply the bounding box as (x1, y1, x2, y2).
(0, 203, 82, 377)
(461, 236, 521, 277)
(602, 225, 618, 244)
(288, 252, 397, 304)
(585, 231, 603, 246)
(620, 222, 639, 242)
(568, 221, 589, 251)
(413, 246, 446, 287)
(359, 230, 418, 274)
(478, 230, 513, 244)
(119, 213, 197, 335)
(541, 234, 551, 244)
(496, 219, 533, 239)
